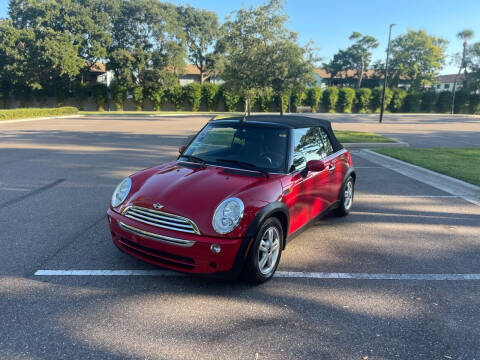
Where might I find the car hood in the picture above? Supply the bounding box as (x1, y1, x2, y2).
(123, 162, 283, 235)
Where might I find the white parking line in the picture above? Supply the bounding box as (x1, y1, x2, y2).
(34, 270, 480, 280)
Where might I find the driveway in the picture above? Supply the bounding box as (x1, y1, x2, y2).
(0, 115, 479, 359)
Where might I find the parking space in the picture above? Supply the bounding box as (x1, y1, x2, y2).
(1, 115, 479, 359)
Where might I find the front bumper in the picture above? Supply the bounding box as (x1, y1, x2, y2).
(107, 208, 244, 274)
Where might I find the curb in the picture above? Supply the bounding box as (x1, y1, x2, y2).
(0, 114, 84, 125)
(356, 149, 480, 206)
(344, 141, 408, 150)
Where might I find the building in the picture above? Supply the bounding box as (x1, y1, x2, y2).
(433, 74, 465, 92)
(178, 64, 224, 85)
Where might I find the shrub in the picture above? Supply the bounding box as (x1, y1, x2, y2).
(202, 83, 220, 111)
(290, 88, 306, 112)
(0, 107, 78, 121)
(257, 87, 274, 112)
(402, 91, 422, 112)
(322, 86, 339, 112)
(111, 81, 128, 111)
(436, 91, 452, 113)
(338, 87, 356, 113)
(420, 91, 437, 112)
(470, 94, 480, 114)
(184, 83, 202, 111)
(370, 86, 392, 112)
(389, 88, 407, 112)
(354, 88, 371, 113)
(305, 87, 322, 112)
(90, 83, 108, 111)
(72, 83, 89, 110)
(277, 91, 290, 113)
(147, 88, 165, 111)
(131, 86, 144, 111)
(453, 89, 469, 113)
(221, 86, 240, 112)
(167, 85, 184, 110)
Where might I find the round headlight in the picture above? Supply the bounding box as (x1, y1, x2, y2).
(212, 197, 244, 234)
(111, 177, 132, 208)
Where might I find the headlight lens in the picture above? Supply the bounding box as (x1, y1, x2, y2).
(212, 197, 244, 234)
(111, 178, 132, 207)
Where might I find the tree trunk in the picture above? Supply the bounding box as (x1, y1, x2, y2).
(357, 57, 364, 88)
(200, 71, 204, 85)
(244, 96, 251, 116)
(451, 41, 468, 114)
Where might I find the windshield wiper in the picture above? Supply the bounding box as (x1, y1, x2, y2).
(216, 158, 269, 178)
(179, 154, 206, 166)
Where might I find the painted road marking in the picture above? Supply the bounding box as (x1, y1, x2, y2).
(34, 270, 480, 280)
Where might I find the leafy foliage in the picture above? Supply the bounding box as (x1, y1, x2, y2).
(184, 82, 202, 111)
(305, 87, 322, 112)
(257, 87, 275, 112)
(355, 88, 371, 113)
(402, 91, 422, 113)
(338, 87, 356, 113)
(454, 89, 469, 113)
(111, 81, 128, 111)
(131, 86, 144, 111)
(0, 107, 78, 120)
(167, 85, 185, 110)
(420, 91, 437, 112)
(322, 86, 339, 112)
(389, 30, 447, 90)
(469, 93, 480, 114)
(436, 91, 452, 113)
(220, 85, 240, 112)
(202, 83, 220, 111)
(389, 88, 407, 112)
(290, 88, 306, 112)
(370, 86, 392, 112)
(90, 83, 108, 111)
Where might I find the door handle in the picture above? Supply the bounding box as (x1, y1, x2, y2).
(328, 163, 336, 172)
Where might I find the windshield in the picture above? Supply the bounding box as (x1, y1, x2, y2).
(180, 123, 289, 173)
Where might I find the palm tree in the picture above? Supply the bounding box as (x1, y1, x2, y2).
(452, 29, 474, 114)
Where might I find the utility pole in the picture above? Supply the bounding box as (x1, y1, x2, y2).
(379, 24, 396, 123)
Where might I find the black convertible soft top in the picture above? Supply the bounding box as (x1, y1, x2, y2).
(211, 115, 344, 152)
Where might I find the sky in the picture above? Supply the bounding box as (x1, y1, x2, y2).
(1, 0, 479, 74)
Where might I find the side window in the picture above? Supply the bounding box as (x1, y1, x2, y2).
(291, 127, 334, 171)
(319, 128, 334, 156)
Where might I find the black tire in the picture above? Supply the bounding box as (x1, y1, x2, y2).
(242, 217, 283, 284)
(335, 176, 354, 217)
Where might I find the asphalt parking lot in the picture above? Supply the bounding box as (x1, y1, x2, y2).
(1, 114, 480, 360)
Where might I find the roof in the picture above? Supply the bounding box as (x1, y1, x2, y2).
(210, 115, 333, 129)
(315, 68, 378, 79)
(86, 62, 106, 73)
(184, 64, 201, 75)
(434, 73, 465, 83)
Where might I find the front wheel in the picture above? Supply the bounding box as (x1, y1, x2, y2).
(242, 217, 283, 283)
(335, 176, 354, 217)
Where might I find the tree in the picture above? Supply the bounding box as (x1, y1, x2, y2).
(323, 50, 352, 85)
(179, 6, 220, 84)
(322, 86, 339, 112)
(452, 29, 474, 113)
(346, 32, 378, 88)
(389, 30, 447, 90)
(218, 0, 316, 115)
(111, 80, 128, 111)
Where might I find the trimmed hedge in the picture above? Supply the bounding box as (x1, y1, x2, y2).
(421, 91, 437, 112)
(402, 91, 421, 112)
(322, 86, 339, 112)
(0, 107, 78, 120)
(389, 88, 407, 112)
(338, 87, 355, 113)
(436, 91, 452, 113)
(371, 86, 392, 112)
(355, 88, 371, 113)
(306, 87, 322, 113)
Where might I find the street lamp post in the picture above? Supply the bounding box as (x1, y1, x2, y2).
(379, 23, 396, 123)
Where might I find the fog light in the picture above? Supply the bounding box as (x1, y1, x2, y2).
(210, 244, 221, 254)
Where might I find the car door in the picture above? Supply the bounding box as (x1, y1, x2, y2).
(281, 127, 332, 234)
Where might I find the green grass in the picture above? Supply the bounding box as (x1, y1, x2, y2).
(374, 147, 480, 186)
(334, 130, 395, 143)
(0, 107, 78, 121)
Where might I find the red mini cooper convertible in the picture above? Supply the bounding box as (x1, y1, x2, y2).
(107, 115, 355, 282)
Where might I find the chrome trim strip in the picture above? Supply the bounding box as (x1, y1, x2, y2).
(118, 222, 195, 248)
(122, 206, 201, 235)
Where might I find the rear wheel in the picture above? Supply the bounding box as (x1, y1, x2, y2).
(335, 176, 354, 217)
(242, 217, 283, 283)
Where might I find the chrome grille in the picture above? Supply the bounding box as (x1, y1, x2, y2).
(122, 206, 200, 235)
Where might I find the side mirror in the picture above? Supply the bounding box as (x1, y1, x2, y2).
(306, 160, 325, 172)
(178, 145, 187, 154)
